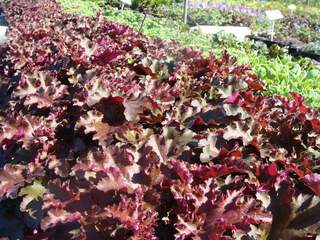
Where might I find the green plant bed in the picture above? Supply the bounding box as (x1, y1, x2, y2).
(59, 0, 103, 16)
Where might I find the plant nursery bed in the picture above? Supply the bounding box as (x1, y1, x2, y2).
(249, 35, 320, 61)
(289, 47, 320, 62)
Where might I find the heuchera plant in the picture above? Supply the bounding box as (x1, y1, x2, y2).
(0, 0, 320, 239)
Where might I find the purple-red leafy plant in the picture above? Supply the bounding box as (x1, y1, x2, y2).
(0, 0, 319, 239)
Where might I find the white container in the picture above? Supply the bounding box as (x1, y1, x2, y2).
(121, 0, 131, 5)
(0, 26, 7, 45)
(191, 25, 251, 42)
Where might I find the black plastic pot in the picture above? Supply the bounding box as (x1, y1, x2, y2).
(249, 36, 287, 47)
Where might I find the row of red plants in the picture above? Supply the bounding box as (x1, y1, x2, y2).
(0, 0, 320, 239)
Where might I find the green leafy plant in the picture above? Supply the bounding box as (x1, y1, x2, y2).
(131, 0, 175, 11)
(302, 41, 320, 55)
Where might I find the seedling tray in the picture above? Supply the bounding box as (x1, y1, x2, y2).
(249, 35, 320, 62)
